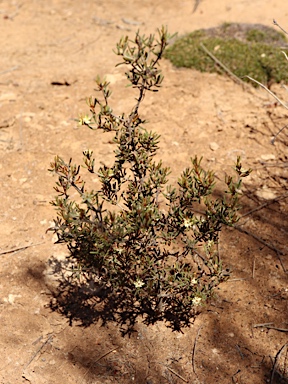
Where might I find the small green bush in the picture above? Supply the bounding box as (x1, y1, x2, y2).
(49, 27, 251, 333)
(165, 23, 288, 87)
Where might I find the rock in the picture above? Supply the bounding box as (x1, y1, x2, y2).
(256, 186, 277, 200)
(105, 73, 124, 84)
(209, 142, 219, 151)
(19, 177, 27, 185)
(260, 154, 276, 161)
(3, 294, 22, 304)
(0, 92, 16, 101)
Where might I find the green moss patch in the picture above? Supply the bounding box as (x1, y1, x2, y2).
(165, 23, 288, 87)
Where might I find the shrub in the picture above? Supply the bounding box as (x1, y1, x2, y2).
(49, 26, 251, 334)
(164, 23, 288, 88)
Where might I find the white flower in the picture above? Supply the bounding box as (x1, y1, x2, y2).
(134, 279, 145, 288)
(79, 114, 92, 126)
(191, 278, 198, 285)
(183, 218, 193, 229)
(206, 240, 214, 249)
(192, 296, 202, 306)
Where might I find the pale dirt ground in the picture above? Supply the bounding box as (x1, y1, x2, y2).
(0, 1, 288, 383)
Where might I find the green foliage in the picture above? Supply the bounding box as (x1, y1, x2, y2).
(49, 26, 251, 334)
(245, 28, 285, 44)
(165, 23, 288, 87)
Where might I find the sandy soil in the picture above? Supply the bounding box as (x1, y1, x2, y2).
(0, 1, 287, 383)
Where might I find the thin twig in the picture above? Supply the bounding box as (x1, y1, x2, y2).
(240, 193, 288, 218)
(0, 65, 19, 75)
(191, 207, 286, 257)
(217, 234, 221, 262)
(281, 50, 288, 62)
(252, 257, 256, 279)
(200, 43, 248, 88)
(265, 326, 288, 332)
(24, 335, 53, 369)
(254, 162, 288, 169)
(270, 343, 288, 384)
(166, 366, 188, 383)
(0, 242, 44, 255)
(253, 322, 274, 328)
(232, 369, 241, 383)
(273, 19, 288, 35)
(233, 225, 284, 255)
(82, 347, 120, 383)
(192, 325, 203, 376)
(276, 251, 287, 273)
(122, 18, 143, 26)
(192, 0, 202, 14)
(271, 123, 288, 145)
(254, 324, 288, 332)
(94, 346, 120, 363)
(73, 36, 101, 54)
(235, 345, 245, 359)
(245, 76, 288, 111)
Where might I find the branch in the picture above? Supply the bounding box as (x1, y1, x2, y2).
(245, 76, 288, 111)
(254, 324, 288, 332)
(233, 224, 284, 255)
(192, 325, 203, 376)
(270, 343, 288, 384)
(245, 75, 288, 143)
(240, 193, 288, 218)
(273, 19, 288, 35)
(0, 242, 44, 256)
(200, 43, 248, 88)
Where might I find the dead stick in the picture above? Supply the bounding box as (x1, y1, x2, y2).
(81, 347, 120, 383)
(235, 345, 244, 359)
(233, 225, 284, 255)
(200, 43, 247, 88)
(254, 162, 288, 169)
(73, 36, 100, 54)
(24, 335, 53, 369)
(271, 123, 288, 144)
(192, 0, 202, 14)
(166, 366, 188, 383)
(232, 369, 241, 383)
(255, 325, 288, 332)
(270, 343, 288, 384)
(245, 76, 288, 112)
(273, 19, 288, 36)
(252, 257, 256, 279)
(240, 193, 288, 218)
(0, 242, 44, 255)
(190, 208, 284, 256)
(245, 74, 288, 144)
(0, 65, 19, 75)
(190, 207, 285, 257)
(94, 346, 120, 364)
(276, 251, 287, 273)
(192, 325, 203, 375)
(253, 323, 274, 328)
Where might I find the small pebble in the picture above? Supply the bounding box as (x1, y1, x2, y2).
(209, 142, 219, 151)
